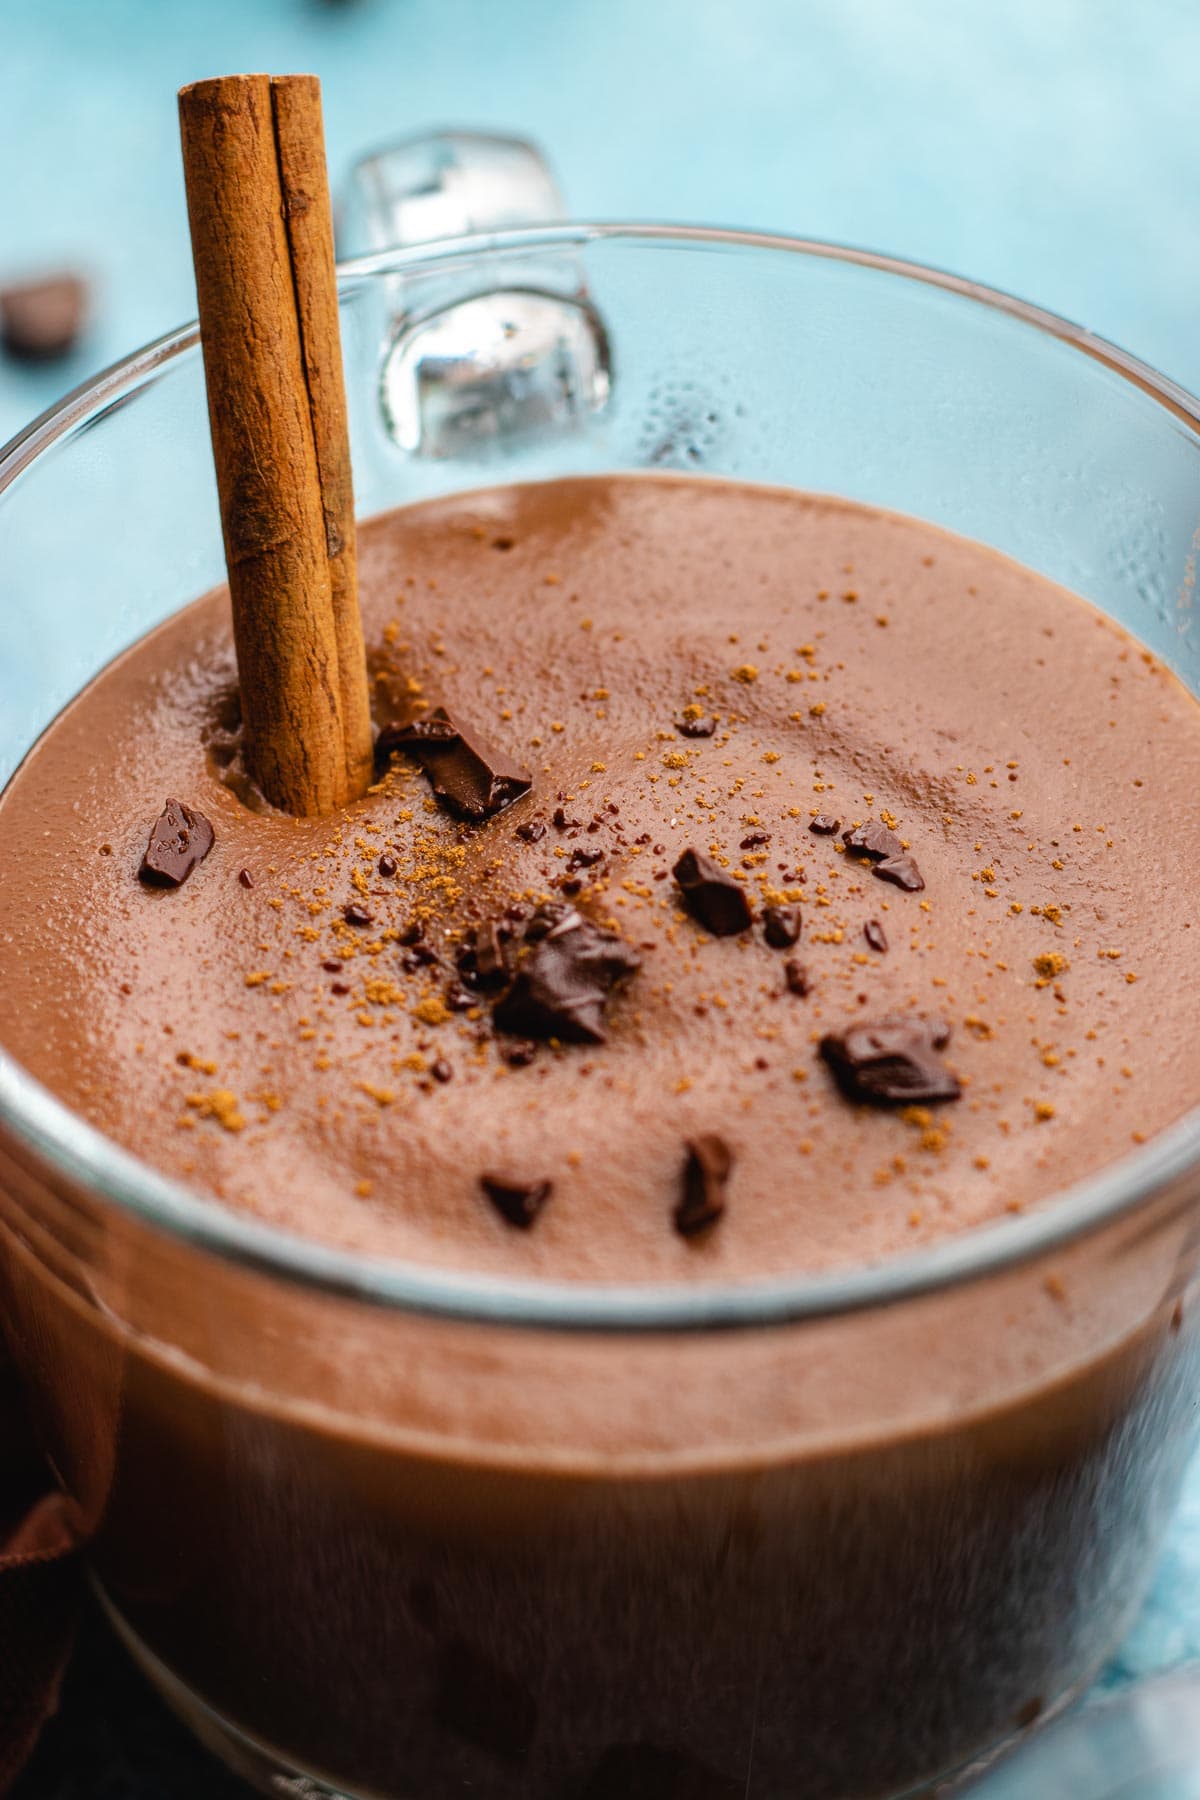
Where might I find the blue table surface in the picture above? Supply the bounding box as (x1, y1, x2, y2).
(0, 0, 1198, 1761)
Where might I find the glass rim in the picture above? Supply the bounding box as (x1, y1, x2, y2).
(1, 220, 1197, 1334)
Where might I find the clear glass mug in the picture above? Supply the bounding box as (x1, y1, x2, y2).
(0, 214, 1199, 1800)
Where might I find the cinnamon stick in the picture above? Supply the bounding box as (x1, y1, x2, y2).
(271, 75, 374, 800)
(178, 73, 371, 815)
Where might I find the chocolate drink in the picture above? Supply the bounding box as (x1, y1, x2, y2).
(0, 474, 1198, 1798)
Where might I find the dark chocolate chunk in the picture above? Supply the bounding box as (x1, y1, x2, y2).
(675, 1135, 732, 1237)
(677, 714, 717, 739)
(321, 959, 342, 973)
(378, 853, 398, 878)
(480, 1172, 552, 1231)
(784, 958, 810, 996)
(672, 848, 754, 936)
(376, 714, 460, 753)
(552, 806, 581, 831)
(433, 1636, 538, 1760)
(0, 273, 88, 362)
(237, 867, 254, 889)
(809, 814, 841, 836)
(820, 1017, 962, 1106)
(567, 846, 604, 872)
(431, 1059, 453, 1083)
(500, 1039, 538, 1067)
(762, 903, 802, 949)
(581, 1742, 741, 1800)
(740, 831, 771, 849)
(470, 920, 513, 986)
(843, 821, 903, 862)
(378, 706, 531, 822)
(864, 918, 888, 953)
(399, 920, 424, 946)
(874, 852, 925, 892)
(515, 819, 547, 843)
(138, 799, 215, 888)
(343, 903, 373, 927)
(330, 980, 351, 995)
(492, 904, 641, 1044)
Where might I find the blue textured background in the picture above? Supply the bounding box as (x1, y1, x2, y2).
(1, 0, 1197, 1773)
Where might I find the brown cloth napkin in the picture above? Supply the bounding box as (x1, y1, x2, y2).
(0, 1357, 81, 1794)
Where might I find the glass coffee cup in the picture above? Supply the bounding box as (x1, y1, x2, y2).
(0, 207, 1198, 1799)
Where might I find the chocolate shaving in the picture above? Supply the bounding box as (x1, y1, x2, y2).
(343, 902, 373, 927)
(809, 815, 841, 836)
(820, 1017, 961, 1106)
(874, 852, 925, 892)
(461, 919, 514, 988)
(138, 799, 215, 888)
(784, 958, 810, 996)
(740, 831, 771, 849)
(677, 714, 717, 738)
(864, 919, 888, 953)
(237, 867, 254, 889)
(480, 1172, 553, 1231)
(516, 819, 546, 843)
(377, 705, 531, 822)
(672, 848, 754, 936)
(492, 903, 641, 1044)
(843, 821, 903, 862)
(675, 1135, 732, 1237)
(378, 853, 398, 877)
(431, 1059, 453, 1083)
(567, 846, 604, 872)
(762, 903, 801, 949)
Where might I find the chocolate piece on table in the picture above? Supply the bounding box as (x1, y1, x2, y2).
(433, 1635, 539, 1759)
(137, 799, 214, 888)
(864, 919, 888, 953)
(515, 819, 546, 843)
(762, 903, 802, 949)
(567, 846, 604, 872)
(809, 814, 841, 836)
(843, 821, 903, 862)
(820, 1017, 962, 1106)
(237, 868, 254, 889)
(672, 848, 754, 936)
(677, 713, 717, 738)
(480, 1172, 553, 1232)
(377, 706, 531, 822)
(675, 1134, 732, 1237)
(784, 958, 811, 996)
(377, 853, 398, 877)
(873, 852, 925, 892)
(552, 806, 581, 830)
(0, 273, 88, 361)
(492, 904, 641, 1044)
(343, 903, 372, 927)
(431, 1059, 453, 1083)
(740, 831, 771, 849)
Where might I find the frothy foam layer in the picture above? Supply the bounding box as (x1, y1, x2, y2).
(0, 475, 1195, 1280)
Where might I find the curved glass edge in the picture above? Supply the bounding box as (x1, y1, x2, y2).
(0, 1042, 1197, 1331)
(0, 223, 1198, 1333)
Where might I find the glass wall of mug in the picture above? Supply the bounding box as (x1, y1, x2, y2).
(1, 228, 1198, 1800)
